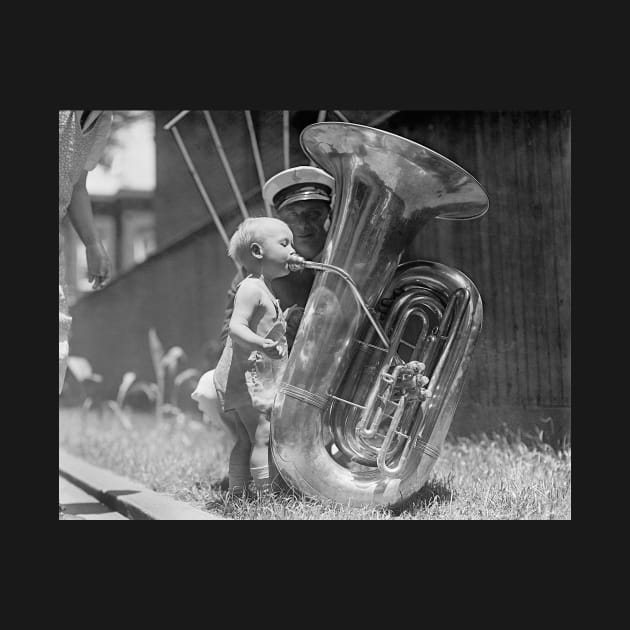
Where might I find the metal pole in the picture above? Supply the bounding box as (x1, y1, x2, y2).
(283, 110, 290, 170)
(367, 110, 398, 128)
(244, 110, 272, 217)
(333, 110, 350, 123)
(168, 125, 240, 271)
(163, 110, 192, 130)
(202, 111, 249, 221)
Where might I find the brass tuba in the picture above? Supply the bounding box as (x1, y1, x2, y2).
(271, 122, 489, 508)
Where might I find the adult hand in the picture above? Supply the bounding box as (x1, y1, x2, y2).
(85, 241, 111, 290)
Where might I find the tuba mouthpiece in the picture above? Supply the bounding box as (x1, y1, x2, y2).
(288, 254, 307, 272)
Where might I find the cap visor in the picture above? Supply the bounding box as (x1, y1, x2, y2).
(277, 191, 331, 210)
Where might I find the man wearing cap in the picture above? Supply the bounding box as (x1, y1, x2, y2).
(218, 165, 334, 351)
(192, 165, 335, 489)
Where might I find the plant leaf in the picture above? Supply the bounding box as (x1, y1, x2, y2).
(105, 400, 133, 430)
(148, 328, 165, 380)
(172, 368, 201, 404)
(116, 372, 137, 408)
(173, 368, 201, 389)
(66, 356, 94, 382)
(129, 381, 159, 403)
(160, 346, 186, 375)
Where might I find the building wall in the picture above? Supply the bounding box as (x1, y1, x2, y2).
(68, 110, 570, 442)
(384, 111, 570, 440)
(69, 209, 243, 389)
(153, 111, 314, 247)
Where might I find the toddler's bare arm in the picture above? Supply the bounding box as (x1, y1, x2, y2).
(229, 283, 269, 351)
(230, 283, 284, 358)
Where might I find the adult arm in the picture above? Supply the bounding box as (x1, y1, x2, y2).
(67, 171, 111, 289)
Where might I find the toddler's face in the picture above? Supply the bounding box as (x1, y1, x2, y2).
(260, 225, 296, 277)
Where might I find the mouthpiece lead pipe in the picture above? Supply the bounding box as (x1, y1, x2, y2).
(288, 254, 390, 349)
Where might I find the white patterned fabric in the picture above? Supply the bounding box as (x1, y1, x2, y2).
(58, 110, 112, 394)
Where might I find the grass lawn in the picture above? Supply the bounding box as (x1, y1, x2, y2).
(59, 406, 571, 520)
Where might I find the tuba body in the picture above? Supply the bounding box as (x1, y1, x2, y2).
(271, 122, 489, 508)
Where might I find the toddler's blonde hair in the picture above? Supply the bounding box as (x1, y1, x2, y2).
(228, 217, 291, 269)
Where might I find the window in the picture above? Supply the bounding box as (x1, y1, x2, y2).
(121, 209, 156, 271)
(132, 224, 156, 264)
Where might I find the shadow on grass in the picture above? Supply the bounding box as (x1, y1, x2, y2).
(210, 477, 230, 492)
(204, 477, 304, 516)
(204, 472, 456, 518)
(209, 475, 296, 498)
(389, 477, 455, 517)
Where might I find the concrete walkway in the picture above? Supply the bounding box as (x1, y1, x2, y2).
(59, 449, 226, 520)
(59, 475, 128, 520)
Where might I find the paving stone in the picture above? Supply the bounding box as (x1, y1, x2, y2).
(59, 449, 226, 520)
(59, 476, 128, 520)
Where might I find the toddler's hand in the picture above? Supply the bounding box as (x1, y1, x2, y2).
(261, 338, 285, 359)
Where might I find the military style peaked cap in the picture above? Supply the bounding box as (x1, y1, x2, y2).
(263, 166, 334, 211)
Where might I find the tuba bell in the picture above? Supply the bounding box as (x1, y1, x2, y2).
(271, 122, 489, 508)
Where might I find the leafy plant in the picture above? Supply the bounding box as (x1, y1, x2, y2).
(145, 328, 201, 421)
(66, 356, 132, 430)
(64, 329, 201, 428)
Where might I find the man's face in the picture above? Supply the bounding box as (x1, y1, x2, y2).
(276, 200, 329, 260)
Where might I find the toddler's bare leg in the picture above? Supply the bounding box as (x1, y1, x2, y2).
(251, 413, 272, 491)
(220, 409, 240, 442)
(229, 414, 253, 494)
(235, 406, 271, 491)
